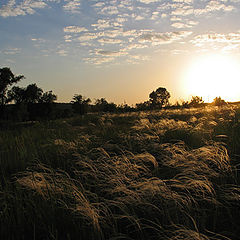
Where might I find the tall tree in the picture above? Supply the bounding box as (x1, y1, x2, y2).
(71, 94, 91, 115)
(149, 87, 170, 109)
(0, 67, 24, 107)
(40, 91, 57, 103)
(24, 84, 43, 103)
(7, 86, 26, 104)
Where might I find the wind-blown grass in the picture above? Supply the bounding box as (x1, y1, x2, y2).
(0, 104, 240, 239)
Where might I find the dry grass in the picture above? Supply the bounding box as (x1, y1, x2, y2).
(1, 104, 240, 239)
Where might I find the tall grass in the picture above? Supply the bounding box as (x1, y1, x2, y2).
(0, 105, 240, 239)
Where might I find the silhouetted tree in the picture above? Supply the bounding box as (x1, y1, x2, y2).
(149, 87, 170, 109)
(136, 101, 151, 111)
(180, 100, 189, 108)
(212, 97, 226, 106)
(39, 91, 57, 103)
(7, 86, 26, 104)
(24, 84, 43, 103)
(117, 103, 134, 112)
(71, 94, 91, 115)
(7, 86, 29, 121)
(94, 98, 117, 112)
(95, 98, 108, 112)
(0, 67, 24, 117)
(189, 96, 204, 108)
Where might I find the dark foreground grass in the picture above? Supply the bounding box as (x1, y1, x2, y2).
(0, 105, 240, 240)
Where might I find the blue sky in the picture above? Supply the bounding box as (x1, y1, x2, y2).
(1, 0, 240, 104)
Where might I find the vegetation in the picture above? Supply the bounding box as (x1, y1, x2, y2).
(0, 67, 24, 115)
(1, 103, 240, 240)
(149, 87, 171, 109)
(1, 67, 240, 239)
(213, 97, 227, 106)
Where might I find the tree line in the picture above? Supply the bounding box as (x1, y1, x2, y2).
(0, 67, 134, 121)
(0, 67, 227, 121)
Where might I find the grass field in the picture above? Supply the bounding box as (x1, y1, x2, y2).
(1, 105, 240, 240)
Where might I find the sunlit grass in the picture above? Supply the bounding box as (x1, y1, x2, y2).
(0, 104, 240, 239)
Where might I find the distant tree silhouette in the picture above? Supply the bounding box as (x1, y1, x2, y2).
(7, 86, 26, 104)
(117, 103, 134, 112)
(212, 97, 226, 106)
(71, 94, 91, 115)
(94, 98, 117, 112)
(136, 101, 151, 111)
(24, 84, 43, 103)
(95, 98, 108, 112)
(8, 84, 56, 105)
(149, 87, 170, 109)
(8, 83, 58, 120)
(189, 96, 204, 108)
(0, 67, 24, 117)
(39, 91, 57, 103)
(180, 100, 190, 108)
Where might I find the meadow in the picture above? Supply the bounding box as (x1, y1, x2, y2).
(0, 104, 240, 240)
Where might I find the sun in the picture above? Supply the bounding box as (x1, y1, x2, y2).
(184, 54, 240, 102)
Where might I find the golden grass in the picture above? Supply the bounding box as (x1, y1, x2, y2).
(1, 104, 240, 239)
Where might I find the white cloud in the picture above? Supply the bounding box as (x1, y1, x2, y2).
(63, 0, 81, 13)
(0, 0, 47, 17)
(138, 0, 160, 3)
(98, 38, 122, 44)
(191, 32, 240, 46)
(171, 20, 198, 29)
(135, 15, 144, 20)
(100, 5, 118, 15)
(56, 49, 68, 56)
(194, 1, 235, 15)
(92, 19, 111, 30)
(3, 48, 21, 55)
(63, 26, 88, 33)
(190, 32, 240, 53)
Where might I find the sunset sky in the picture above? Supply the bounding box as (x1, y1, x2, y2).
(1, 0, 240, 105)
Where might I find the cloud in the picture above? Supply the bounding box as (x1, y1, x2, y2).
(63, 26, 88, 33)
(3, 48, 21, 55)
(56, 49, 68, 56)
(64, 35, 72, 42)
(170, 0, 235, 17)
(31, 37, 47, 47)
(194, 1, 235, 15)
(135, 15, 145, 20)
(98, 38, 122, 44)
(100, 5, 118, 15)
(138, 0, 160, 3)
(31, 37, 44, 41)
(2, 0, 238, 67)
(84, 56, 115, 65)
(171, 20, 198, 29)
(139, 31, 192, 45)
(0, 0, 47, 17)
(127, 54, 150, 64)
(171, 22, 191, 29)
(92, 19, 112, 30)
(63, 0, 81, 13)
(190, 32, 240, 53)
(77, 33, 100, 42)
(191, 32, 240, 46)
(173, 0, 193, 3)
(96, 49, 127, 57)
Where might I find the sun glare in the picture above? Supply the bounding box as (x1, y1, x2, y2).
(184, 54, 240, 102)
